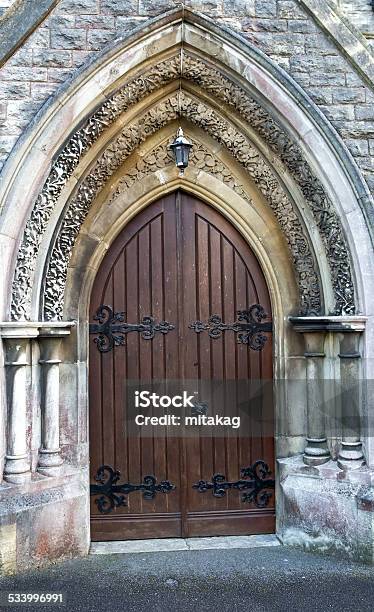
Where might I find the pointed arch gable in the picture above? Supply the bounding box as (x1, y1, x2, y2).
(0, 7, 372, 330)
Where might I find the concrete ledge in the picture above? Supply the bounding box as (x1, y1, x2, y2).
(90, 535, 280, 555)
(0, 0, 59, 69)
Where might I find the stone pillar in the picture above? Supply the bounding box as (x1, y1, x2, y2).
(337, 331, 365, 470)
(302, 331, 330, 466)
(3, 337, 31, 483)
(37, 329, 68, 476)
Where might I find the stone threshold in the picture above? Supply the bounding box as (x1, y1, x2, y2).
(90, 534, 280, 555)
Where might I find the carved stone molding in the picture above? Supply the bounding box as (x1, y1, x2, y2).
(183, 54, 355, 316)
(11, 56, 181, 322)
(10, 51, 355, 322)
(43, 94, 321, 320)
(109, 137, 249, 204)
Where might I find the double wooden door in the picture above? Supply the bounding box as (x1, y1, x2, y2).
(89, 191, 275, 540)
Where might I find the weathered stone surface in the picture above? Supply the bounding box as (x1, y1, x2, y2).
(55, 0, 98, 13)
(0, 66, 48, 81)
(33, 49, 72, 67)
(332, 88, 366, 104)
(50, 28, 87, 50)
(87, 29, 117, 51)
(255, 0, 276, 17)
(100, 0, 139, 15)
(139, 0, 178, 16)
(0, 81, 30, 99)
(355, 105, 374, 121)
(222, 0, 255, 17)
(277, 0, 306, 19)
(0, 0, 58, 68)
(46, 14, 75, 28)
(346, 139, 369, 157)
(242, 18, 287, 32)
(319, 104, 355, 122)
(47, 67, 74, 82)
(75, 15, 115, 28)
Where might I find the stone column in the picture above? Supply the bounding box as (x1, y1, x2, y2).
(302, 331, 330, 466)
(3, 337, 31, 483)
(37, 328, 68, 476)
(337, 331, 365, 470)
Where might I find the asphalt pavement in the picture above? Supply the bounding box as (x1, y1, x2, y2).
(0, 545, 373, 611)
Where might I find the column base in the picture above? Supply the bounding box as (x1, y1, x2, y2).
(337, 441, 365, 471)
(37, 449, 63, 476)
(3, 454, 31, 484)
(303, 438, 330, 466)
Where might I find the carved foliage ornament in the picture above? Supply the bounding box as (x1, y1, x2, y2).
(10, 52, 355, 321)
(43, 94, 321, 320)
(183, 55, 355, 316)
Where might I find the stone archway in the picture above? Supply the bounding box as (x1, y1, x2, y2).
(0, 8, 373, 569)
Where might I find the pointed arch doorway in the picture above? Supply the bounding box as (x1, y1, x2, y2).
(89, 190, 275, 541)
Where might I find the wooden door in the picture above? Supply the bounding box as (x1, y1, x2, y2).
(89, 191, 275, 541)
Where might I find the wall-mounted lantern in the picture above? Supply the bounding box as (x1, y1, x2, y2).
(169, 127, 193, 175)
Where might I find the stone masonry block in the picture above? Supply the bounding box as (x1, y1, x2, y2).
(355, 105, 374, 120)
(346, 139, 369, 157)
(242, 18, 287, 32)
(346, 72, 366, 87)
(222, 0, 256, 17)
(320, 104, 355, 122)
(87, 29, 118, 51)
(72, 51, 92, 67)
(332, 88, 366, 104)
(33, 50, 72, 68)
(309, 72, 346, 87)
(45, 15, 76, 29)
(339, 121, 374, 139)
(6, 49, 33, 67)
(305, 34, 339, 55)
(115, 17, 146, 32)
(0, 82, 30, 100)
(100, 0, 138, 15)
(50, 28, 87, 51)
(307, 87, 333, 105)
(56, 0, 99, 14)
(31, 83, 58, 102)
(75, 15, 116, 29)
(139, 0, 178, 16)
(277, 0, 306, 19)
(23, 29, 50, 50)
(0, 66, 48, 81)
(255, 0, 276, 17)
(251, 32, 304, 55)
(48, 68, 75, 83)
(184, 0, 221, 15)
(290, 72, 310, 87)
(288, 19, 318, 34)
(290, 55, 347, 73)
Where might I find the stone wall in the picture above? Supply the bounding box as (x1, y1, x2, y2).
(332, 0, 374, 39)
(0, 0, 373, 197)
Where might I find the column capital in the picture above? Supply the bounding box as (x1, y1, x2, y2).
(0, 321, 75, 339)
(289, 316, 367, 334)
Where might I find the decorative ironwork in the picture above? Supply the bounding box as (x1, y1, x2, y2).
(89, 305, 175, 352)
(189, 304, 272, 351)
(192, 460, 275, 508)
(90, 465, 176, 514)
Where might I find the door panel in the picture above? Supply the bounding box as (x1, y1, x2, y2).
(89, 191, 274, 540)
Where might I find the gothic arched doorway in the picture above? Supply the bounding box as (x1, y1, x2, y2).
(89, 190, 275, 540)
